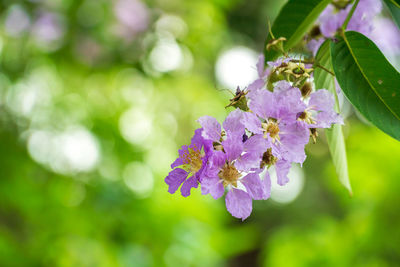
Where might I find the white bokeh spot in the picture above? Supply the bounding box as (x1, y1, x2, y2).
(215, 46, 258, 90)
(269, 164, 305, 204)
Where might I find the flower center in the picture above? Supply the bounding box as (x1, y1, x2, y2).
(262, 120, 280, 142)
(219, 163, 241, 187)
(297, 110, 315, 124)
(181, 145, 203, 173)
(260, 148, 277, 168)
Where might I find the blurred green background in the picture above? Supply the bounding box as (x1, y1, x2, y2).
(0, 0, 400, 266)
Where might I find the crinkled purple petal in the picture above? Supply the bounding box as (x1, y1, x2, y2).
(208, 150, 226, 170)
(248, 89, 276, 119)
(241, 172, 268, 200)
(165, 168, 188, 194)
(308, 38, 324, 56)
(222, 135, 244, 162)
(347, 0, 381, 36)
(235, 152, 261, 172)
(201, 175, 224, 199)
(197, 116, 221, 141)
(256, 54, 265, 77)
(275, 88, 307, 123)
(247, 78, 265, 93)
(225, 188, 252, 220)
(241, 112, 263, 134)
(274, 80, 293, 93)
(244, 134, 269, 155)
(190, 128, 204, 149)
(223, 109, 245, 137)
(319, 5, 346, 37)
(170, 157, 183, 169)
(270, 141, 282, 159)
(180, 175, 199, 197)
(370, 17, 400, 55)
(195, 155, 210, 183)
(275, 160, 291, 186)
(309, 89, 335, 112)
(356, 0, 382, 17)
(279, 122, 309, 163)
(315, 111, 343, 128)
(177, 144, 188, 158)
(263, 171, 271, 199)
(203, 138, 214, 155)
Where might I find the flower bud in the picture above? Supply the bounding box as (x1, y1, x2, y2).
(309, 25, 321, 38)
(300, 82, 313, 98)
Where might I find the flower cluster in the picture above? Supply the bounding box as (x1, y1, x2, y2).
(165, 54, 343, 220)
(308, 0, 382, 55)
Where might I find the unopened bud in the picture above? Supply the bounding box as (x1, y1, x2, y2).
(260, 148, 277, 168)
(300, 82, 313, 98)
(309, 25, 321, 38)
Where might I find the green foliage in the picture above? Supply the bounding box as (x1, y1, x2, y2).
(331, 31, 400, 141)
(264, 0, 331, 62)
(384, 0, 400, 27)
(388, 0, 400, 8)
(315, 40, 352, 194)
(1, 0, 400, 266)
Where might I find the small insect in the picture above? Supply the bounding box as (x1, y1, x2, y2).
(225, 87, 248, 109)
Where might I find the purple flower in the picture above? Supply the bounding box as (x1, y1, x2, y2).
(165, 128, 212, 197)
(297, 89, 343, 128)
(198, 110, 270, 220)
(370, 17, 400, 56)
(351, 0, 382, 21)
(243, 87, 309, 180)
(307, 38, 324, 56)
(198, 109, 246, 141)
(202, 139, 269, 220)
(319, 5, 347, 38)
(319, 0, 382, 38)
(312, 0, 382, 54)
(346, 0, 382, 39)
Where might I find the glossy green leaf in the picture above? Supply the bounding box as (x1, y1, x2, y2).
(264, 0, 331, 62)
(331, 31, 400, 141)
(384, 0, 400, 28)
(314, 40, 352, 194)
(388, 0, 400, 8)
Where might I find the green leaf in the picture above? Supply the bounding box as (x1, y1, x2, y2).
(314, 40, 352, 194)
(331, 31, 400, 141)
(384, 0, 400, 28)
(264, 0, 331, 62)
(388, 0, 400, 8)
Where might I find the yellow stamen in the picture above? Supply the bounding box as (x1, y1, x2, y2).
(262, 120, 280, 142)
(218, 163, 241, 187)
(297, 110, 315, 125)
(181, 145, 203, 173)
